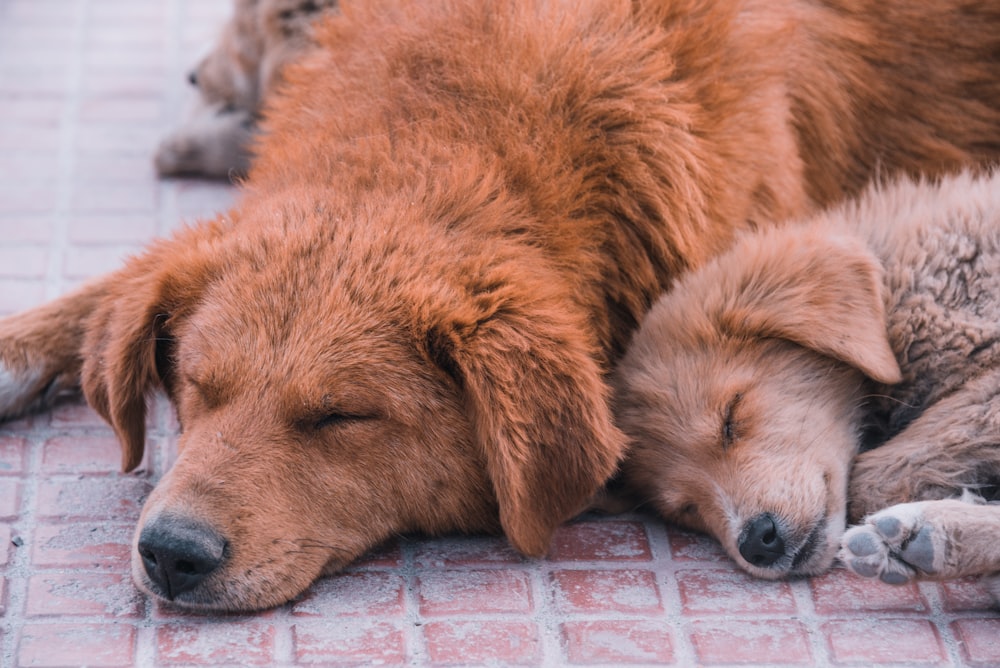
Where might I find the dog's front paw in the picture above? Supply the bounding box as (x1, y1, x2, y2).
(0, 356, 43, 419)
(839, 502, 944, 585)
(0, 287, 99, 421)
(0, 343, 80, 421)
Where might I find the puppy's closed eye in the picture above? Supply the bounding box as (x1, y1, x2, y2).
(721, 393, 743, 450)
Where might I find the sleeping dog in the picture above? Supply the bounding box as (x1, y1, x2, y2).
(614, 170, 1000, 599)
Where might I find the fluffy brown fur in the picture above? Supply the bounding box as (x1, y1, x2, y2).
(614, 170, 1000, 599)
(2, 0, 1000, 611)
(154, 0, 338, 178)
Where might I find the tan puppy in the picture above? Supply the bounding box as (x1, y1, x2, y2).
(154, 0, 338, 178)
(2, 0, 1000, 612)
(614, 170, 1000, 599)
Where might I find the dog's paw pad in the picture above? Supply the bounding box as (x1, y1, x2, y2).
(840, 502, 944, 584)
(874, 515, 903, 540)
(845, 531, 880, 557)
(899, 525, 938, 574)
(879, 570, 911, 585)
(847, 557, 880, 578)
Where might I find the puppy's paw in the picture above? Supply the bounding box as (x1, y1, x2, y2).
(154, 134, 206, 177)
(839, 501, 944, 585)
(155, 106, 254, 179)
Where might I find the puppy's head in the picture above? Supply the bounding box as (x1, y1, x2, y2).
(188, 0, 264, 112)
(614, 224, 901, 579)
(187, 0, 337, 115)
(81, 190, 623, 611)
(256, 0, 340, 102)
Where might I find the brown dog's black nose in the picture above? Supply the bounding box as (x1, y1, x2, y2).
(138, 516, 227, 600)
(187, 70, 198, 86)
(738, 513, 786, 568)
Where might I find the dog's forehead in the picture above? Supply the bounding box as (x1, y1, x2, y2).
(177, 268, 417, 378)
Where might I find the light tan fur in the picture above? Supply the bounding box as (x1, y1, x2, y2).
(614, 170, 1000, 598)
(1, 0, 999, 611)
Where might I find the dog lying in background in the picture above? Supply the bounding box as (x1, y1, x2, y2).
(154, 0, 338, 178)
(613, 170, 1000, 599)
(3, 0, 1000, 612)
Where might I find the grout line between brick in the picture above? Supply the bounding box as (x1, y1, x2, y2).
(1, 424, 41, 668)
(922, 581, 963, 667)
(647, 515, 697, 667)
(399, 535, 429, 666)
(44, 0, 88, 302)
(789, 576, 833, 668)
(3, 8, 90, 663)
(534, 548, 560, 666)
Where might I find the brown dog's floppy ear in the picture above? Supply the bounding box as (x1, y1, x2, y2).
(425, 270, 626, 557)
(711, 225, 902, 384)
(81, 229, 222, 472)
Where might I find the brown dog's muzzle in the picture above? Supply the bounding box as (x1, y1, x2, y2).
(137, 514, 229, 601)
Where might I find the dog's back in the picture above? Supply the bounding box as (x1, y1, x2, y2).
(773, 0, 1000, 204)
(254, 0, 1000, 359)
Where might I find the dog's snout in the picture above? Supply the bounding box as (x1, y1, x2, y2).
(138, 516, 227, 600)
(739, 513, 786, 568)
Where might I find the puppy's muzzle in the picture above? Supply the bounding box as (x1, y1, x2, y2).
(137, 515, 228, 600)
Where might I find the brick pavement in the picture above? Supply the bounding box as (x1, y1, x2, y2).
(0, 0, 998, 665)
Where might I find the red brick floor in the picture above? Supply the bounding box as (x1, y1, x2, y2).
(1, 0, 998, 666)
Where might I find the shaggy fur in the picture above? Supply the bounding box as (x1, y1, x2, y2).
(154, 0, 339, 178)
(614, 170, 1000, 599)
(1, 0, 1000, 611)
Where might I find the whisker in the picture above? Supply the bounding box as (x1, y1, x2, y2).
(858, 392, 915, 409)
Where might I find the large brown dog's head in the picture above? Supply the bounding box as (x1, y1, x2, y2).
(614, 224, 901, 579)
(79, 189, 623, 611)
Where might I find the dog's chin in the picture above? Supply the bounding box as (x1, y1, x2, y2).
(131, 557, 320, 613)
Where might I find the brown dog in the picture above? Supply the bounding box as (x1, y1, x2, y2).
(154, 0, 338, 178)
(613, 170, 1000, 599)
(2, 0, 1000, 611)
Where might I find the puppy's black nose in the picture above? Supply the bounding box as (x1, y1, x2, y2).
(138, 516, 227, 600)
(738, 513, 786, 567)
(187, 70, 198, 86)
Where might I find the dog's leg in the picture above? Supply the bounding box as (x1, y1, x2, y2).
(849, 368, 1000, 521)
(0, 278, 109, 420)
(840, 494, 1000, 592)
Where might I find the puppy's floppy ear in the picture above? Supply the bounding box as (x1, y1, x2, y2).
(81, 225, 225, 472)
(425, 269, 626, 557)
(710, 225, 902, 384)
